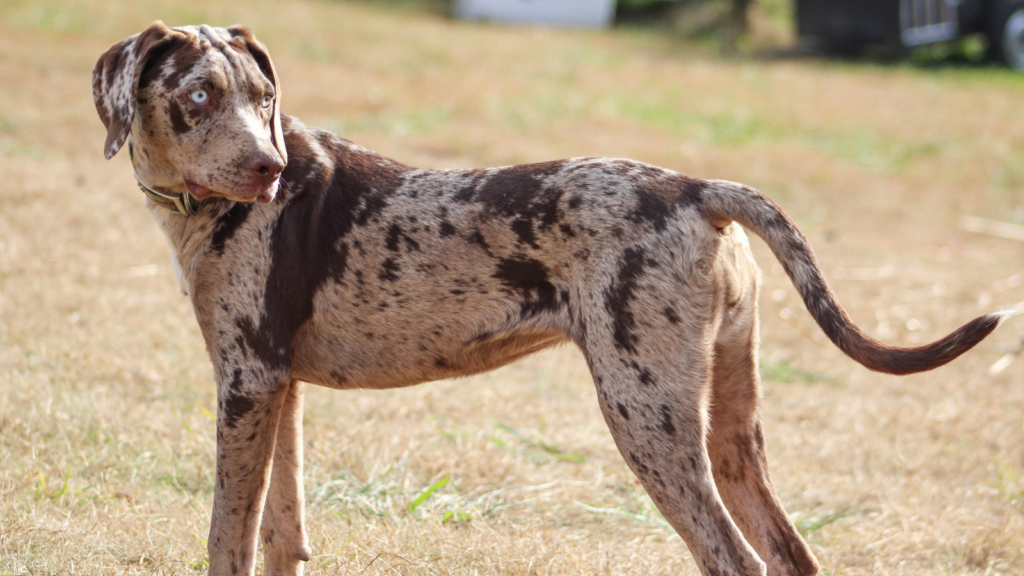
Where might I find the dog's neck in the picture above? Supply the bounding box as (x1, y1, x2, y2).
(146, 201, 203, 297)
(130, 136, 235, 298)
(129, 141, 205, 216)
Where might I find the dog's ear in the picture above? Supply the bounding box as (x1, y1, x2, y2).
(227, 25, 287, 165)
(92, 21, 181, 160)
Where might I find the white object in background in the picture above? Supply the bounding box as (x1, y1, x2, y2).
(454, 0, 617, 29)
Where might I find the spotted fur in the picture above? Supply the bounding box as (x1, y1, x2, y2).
(93, 22, 1007, 576)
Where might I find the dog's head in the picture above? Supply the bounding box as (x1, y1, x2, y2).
(93, 22, 287, 204)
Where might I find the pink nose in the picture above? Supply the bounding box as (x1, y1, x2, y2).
(249, 152, 285, 184)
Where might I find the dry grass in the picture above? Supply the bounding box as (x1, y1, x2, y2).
(1, 1, 1023, 574)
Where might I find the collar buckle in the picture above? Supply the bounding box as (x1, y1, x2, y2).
(134, 175, 203, 216)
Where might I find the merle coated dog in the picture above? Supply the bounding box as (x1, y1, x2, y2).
(92, 21, 1007, 576)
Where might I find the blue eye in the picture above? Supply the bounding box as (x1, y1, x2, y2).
(189, 90, 210, 105)
(261, 95, 273, 109)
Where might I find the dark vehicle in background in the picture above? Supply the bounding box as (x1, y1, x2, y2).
(796, 0, 1024, 69)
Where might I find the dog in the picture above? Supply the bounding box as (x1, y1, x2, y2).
(92, 22, 1007, 576)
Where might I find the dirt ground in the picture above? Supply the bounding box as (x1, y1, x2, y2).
(1, 1, 1022, 574)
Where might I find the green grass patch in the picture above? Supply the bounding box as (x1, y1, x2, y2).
(495, 422, 588, 463)
(760, 356, 833, 384)
(791, 507, 856, 536)
(407, 476, 450, 513)
(615, 96, 943, 173)
(994, 457, 1024, 511)
(320, 106, 454, 139)
(33, 466, 71, 501)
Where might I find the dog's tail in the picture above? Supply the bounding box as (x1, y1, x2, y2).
(698, 179, 1010, 375)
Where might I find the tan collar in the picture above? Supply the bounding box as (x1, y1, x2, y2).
(128, 141, 205, 216)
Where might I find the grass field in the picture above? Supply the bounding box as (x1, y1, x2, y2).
(1, 0, 1023, 574)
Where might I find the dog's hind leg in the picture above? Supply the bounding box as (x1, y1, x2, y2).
(580, 273, 765, 575)
(260, 380, 312, 575)
(588, 343, 766, 575)
(706, 275, 819, 576)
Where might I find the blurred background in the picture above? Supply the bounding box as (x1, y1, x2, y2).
(457, 0, 1024, 69)
(0, 1, 1022, 574)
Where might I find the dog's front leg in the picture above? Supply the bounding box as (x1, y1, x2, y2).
(260, 380, 312, 575)
(208, 366, 291, 576)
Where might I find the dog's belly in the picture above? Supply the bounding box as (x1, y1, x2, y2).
(290, 309, 570, 390)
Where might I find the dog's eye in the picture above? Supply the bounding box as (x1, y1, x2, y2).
(261, 95, 274, 109)
(189, 90, 210, 105)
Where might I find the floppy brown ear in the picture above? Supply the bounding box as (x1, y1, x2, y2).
(227, 25, 287, 165)
(92, 21, 181, 159)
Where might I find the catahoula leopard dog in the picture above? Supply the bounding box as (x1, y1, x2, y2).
(93, 21, 1008, 576)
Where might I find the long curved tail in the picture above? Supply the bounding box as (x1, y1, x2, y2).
(699, 180, 1010, 375)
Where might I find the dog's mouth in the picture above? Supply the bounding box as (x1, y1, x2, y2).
(184, 179, 213, 200)
(184, 178, 278, 204)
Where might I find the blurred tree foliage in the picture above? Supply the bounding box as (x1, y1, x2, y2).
(624, 0, 797, 49)
(345, 0, 792, 52)
(617, 0, 769, 52)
